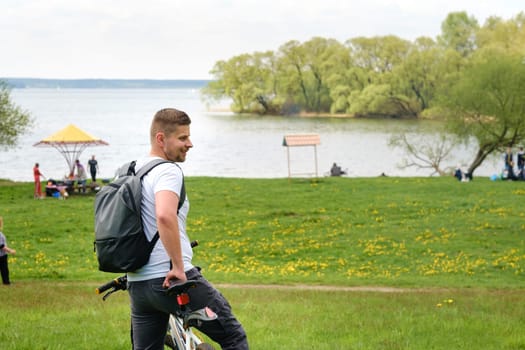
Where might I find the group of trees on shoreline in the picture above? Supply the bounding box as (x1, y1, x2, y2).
(203, 11, 524, 119)
(203, 11, 525, 175)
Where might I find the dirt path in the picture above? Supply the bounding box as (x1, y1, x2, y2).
(30, 280, 420, 292)
(215, 283, 435, 293)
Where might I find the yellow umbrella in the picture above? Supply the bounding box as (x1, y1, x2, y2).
(33, 124, 109, 175)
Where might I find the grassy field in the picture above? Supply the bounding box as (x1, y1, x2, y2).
(0, 176, 524, 349)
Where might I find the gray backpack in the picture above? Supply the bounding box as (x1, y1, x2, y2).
(94, 159, 185, 273)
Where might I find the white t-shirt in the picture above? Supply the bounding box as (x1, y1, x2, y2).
(127, 157, 193, 282)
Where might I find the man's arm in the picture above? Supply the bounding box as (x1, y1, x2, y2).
(155, 190, 186, 287)
(0, 243, 15, 254)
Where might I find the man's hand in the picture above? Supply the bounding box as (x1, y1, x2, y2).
(163, 268, 186, 288)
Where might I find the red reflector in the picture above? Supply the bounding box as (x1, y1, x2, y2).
(177, 293, 190, 305)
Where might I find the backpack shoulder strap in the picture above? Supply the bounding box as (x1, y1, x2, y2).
(136, 159, 186, 212)
(126, 161, 137, 176)
(173, 163, 186, 213)
(135, 158, 171, 179)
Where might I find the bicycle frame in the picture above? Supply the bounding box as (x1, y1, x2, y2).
(168, 313, 205, 350)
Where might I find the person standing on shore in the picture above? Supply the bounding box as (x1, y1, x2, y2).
(88, 155, 99, 182)
(0, 217, 16, 285)
(504, 147, 517, 180)
(33, 163, 45, 198)
(75, 159, 87, 192)
(126, 108, 249, 349)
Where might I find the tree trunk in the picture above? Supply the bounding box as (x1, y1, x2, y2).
(410, 82, 427, 110)
(468, 143, 500, 176)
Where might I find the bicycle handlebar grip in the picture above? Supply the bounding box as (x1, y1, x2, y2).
(96, 279, 117, 294)
(96, 276, 126, 294)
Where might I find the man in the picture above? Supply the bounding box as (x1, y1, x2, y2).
(88, 155, 99, 182)
(127, 108, 248, 350)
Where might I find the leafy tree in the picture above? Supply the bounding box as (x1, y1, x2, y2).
(347, 35, 411, 78)
(277, 37, 345, 113)
(300, 37, 347, 113)
(203, 52, 278, 114)
(0, 81, 33, 150)
(392, 37, 440, 114)
(439, 50, 525, 175)
(348, 84, 394, 117)
(345, 35, 413, 117)
(276, 40, 310, 111)
(438, 11, 479, 56)
(325, 51, 366, 114)
(476, 12, 525, 53)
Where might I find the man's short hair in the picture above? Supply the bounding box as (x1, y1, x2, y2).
(150, 108, 191, 140)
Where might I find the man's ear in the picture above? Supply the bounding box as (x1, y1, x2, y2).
(155, 132, 165, 146)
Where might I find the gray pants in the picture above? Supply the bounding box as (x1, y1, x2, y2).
(128, 267, 248, 350)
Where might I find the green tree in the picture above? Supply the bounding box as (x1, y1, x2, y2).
(347, 35, 411, 79)
(275, 40, 310, 112)
(438, 11, 479, 57)
(325, 44, 364, 114)
(476, 12, 525, 54)
(345, 35, 413, 117)
(203, 52, 278, 114)
(277, 37, 345, 113)
(347, 84, 394, 117)
(439, 50, 525, 175)
(0, 81, 33, 150)
(391, 37, 465, 117)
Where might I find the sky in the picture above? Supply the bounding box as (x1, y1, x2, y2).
(1, 0, 522, 80)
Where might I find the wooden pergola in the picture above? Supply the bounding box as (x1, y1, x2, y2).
(282, 134, 321, 178)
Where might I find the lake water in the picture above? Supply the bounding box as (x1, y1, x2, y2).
(1, 88, 501, 182)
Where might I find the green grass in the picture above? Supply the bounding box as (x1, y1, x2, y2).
(0, 177, 524, 349)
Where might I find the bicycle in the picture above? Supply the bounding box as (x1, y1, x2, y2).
(97, 243, 216, 349)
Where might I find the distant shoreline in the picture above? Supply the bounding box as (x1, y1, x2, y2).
(2, 77, 210, 89)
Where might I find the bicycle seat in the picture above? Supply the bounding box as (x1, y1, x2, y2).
(166, 279, 200, 296)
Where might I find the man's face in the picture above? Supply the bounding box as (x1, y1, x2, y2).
(162, 125, 193, 162)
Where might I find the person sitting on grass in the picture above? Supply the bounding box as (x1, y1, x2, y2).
(454, 165, 472, 182)
(330, 162, 346, 176)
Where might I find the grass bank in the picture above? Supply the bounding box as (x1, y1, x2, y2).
(0, 177, 524, 349)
